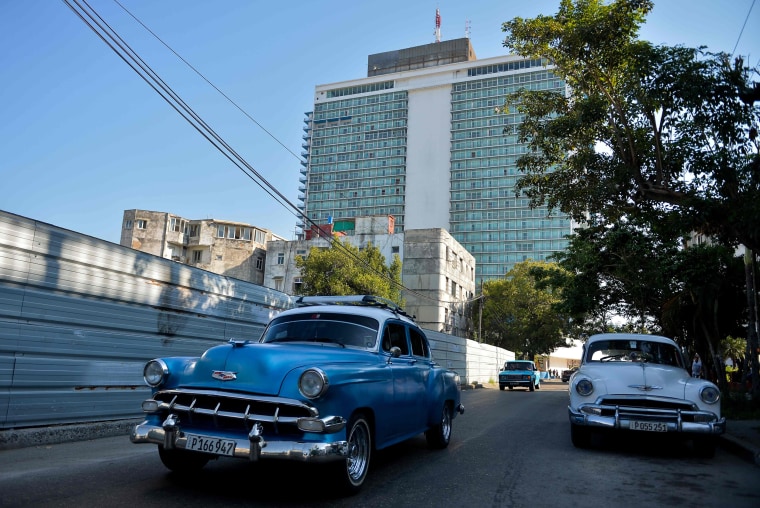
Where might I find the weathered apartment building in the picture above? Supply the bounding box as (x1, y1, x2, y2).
(264, 215, 476, 336)
(120, 209, 284, 285)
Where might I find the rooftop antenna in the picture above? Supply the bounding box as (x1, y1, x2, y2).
(434, 8, 441, 43)
(465, 19, 471, 39)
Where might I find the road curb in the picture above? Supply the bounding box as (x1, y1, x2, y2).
(0, 419, 141, 451)
(719, 433, 760, 466)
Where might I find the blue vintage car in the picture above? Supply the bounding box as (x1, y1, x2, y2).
(498, 360, 541, 391)
(131, 295, 464, 493)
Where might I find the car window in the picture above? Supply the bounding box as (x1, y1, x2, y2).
(260, 312, 379, 349)
(504, 362, 532, 371)
(382, 322, 409, 355)
(586, 339, 684, 367)
(409, 327, 429, 358)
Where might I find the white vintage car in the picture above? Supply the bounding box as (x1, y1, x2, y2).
(568, 333, 725, 457)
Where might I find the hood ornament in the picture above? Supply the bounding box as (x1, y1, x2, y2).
(212, 370, 237, 381)
(628, 384, 662, 392)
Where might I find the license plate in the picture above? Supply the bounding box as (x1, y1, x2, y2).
(630, 420, 668, 432)
(185, 434, 236, 456)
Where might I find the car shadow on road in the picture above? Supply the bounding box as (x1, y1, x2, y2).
(577, 429, 712, 460)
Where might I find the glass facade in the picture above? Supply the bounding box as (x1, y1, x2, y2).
(300, 56, 572, 282)
(449, 68, 571, 280)
(303, 91, 408, 230)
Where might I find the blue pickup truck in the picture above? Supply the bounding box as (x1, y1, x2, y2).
(498, 360, 541, 391)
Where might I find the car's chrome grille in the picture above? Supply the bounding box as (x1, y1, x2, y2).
(596, 396, 702, 423)
(151, 389, 317, 433)
(502, 375, 528, 381)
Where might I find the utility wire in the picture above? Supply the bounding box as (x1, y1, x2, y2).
(63, 0, 466, 308)
(112, 0, 304, 164)
(732, 0, 755, 56)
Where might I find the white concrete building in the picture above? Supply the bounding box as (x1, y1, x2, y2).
(299, 38, 573, 282)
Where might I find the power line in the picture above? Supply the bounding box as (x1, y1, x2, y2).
(63, 0, 461, 308)
(111, 0, 304, 164)
(732, 0, 756, 56)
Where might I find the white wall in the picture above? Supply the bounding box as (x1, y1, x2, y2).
(404, 84, 452, 230)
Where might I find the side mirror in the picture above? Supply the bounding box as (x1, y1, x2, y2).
(390, 346, 402, 358)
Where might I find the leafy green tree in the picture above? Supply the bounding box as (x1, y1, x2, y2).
(660, 244, 747, 388)
(545, 219, 680, 335)
(500, 0, 760, 397)
(295, 240, 403, 305)
(481, 261, 570, 358)
(501, 0, 759, 251)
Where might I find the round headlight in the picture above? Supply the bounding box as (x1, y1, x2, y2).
(575, 378, 594, 397)
(700, 385, 720, 404)
(299, 368, 328, 399)
(143, 359, 169, 387)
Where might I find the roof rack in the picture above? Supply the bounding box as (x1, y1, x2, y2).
(295, 295, 416, 320)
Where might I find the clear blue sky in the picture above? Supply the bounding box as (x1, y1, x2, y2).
(1, 0, 758, 243)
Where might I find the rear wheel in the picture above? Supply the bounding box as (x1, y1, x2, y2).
(570, 424, 591, 448)
(331, 413, 371, 494)
(158, 446, 210, 472)
(426, 403, 453, 449)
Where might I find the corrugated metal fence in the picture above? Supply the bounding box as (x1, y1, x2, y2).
(0, 210, 512, 430)
(0, 211, 292, 429)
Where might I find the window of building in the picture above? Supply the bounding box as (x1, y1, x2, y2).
(189, 224, 200, 237)
(136, 220, 147, 230)
(256, 257, 263, 270)
(191, 250, 202, 263)
(254, 230, 266, 244)
(293, 277, 303, 293)
(124, 220, 133, 230)
(217, 225, 225, 238)
(277, 252, 284, 264)
(273, 277, 284, 292)
(391, 246, 399, 254)
(169, 217, 185, 233)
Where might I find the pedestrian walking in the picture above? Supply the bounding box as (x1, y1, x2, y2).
(692, 354, 702, 378)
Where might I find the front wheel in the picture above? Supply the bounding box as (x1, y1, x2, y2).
(529, 382, 535, 392)
(426, 403, 453, 449)
(331, 413, 372, 494)
(158, 446, 210, 472)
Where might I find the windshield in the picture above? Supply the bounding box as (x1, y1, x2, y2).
(585, 339, 684, 367)
(504, 362, 533, 371)
(260, 312, 380, 349)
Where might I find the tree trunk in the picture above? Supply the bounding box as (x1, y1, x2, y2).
(745, 248, 760, 400)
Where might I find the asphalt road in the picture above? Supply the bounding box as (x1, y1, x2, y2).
(2, 382, 758, 508)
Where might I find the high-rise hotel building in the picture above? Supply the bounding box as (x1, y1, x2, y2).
(298, 38, 573, 282)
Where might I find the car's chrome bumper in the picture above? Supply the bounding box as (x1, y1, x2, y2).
(568, 405, 726, 435)
(131, 419, 348, 463)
